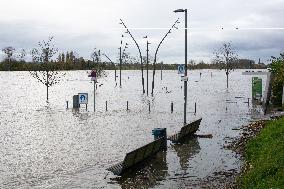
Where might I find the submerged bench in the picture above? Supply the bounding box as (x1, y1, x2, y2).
(168, 118, 202, 143)
(107, 137, 165, 175)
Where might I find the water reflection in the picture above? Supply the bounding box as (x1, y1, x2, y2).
(172, 137, 201, 171)
(115, 151, 168, 189)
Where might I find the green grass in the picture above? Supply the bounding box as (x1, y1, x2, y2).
(238, 117, 284, 188)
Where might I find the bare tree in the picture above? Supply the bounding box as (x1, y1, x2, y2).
(2, 46, 15, 70)
(91, 48, 101, 64)
(29, 36, 65, 102)
(18, 49, 26, 62)
(213, 42, 238, 89)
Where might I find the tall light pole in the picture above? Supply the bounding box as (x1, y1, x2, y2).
(144, 36, 150, 95)
(151, 18, 180, 96)
(119, 19, 145, 94)
(174, 8, 188, 126)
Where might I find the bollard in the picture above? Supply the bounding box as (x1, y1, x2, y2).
(171, 102, 173, 113)
(194, 102, 197, 115)
(247, 98, 250, 107)
(106, 101, 108, 111)
(66, 101, 69, 109)
(152, 128, 167, 150)
(127, 101, 129, 111)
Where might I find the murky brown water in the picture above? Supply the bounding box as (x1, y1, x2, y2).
(0, 70, 267, 188)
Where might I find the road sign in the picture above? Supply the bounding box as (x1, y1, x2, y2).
(181, 76, 188, 81)
(78, 93, 88, 104)
(178, 65, 185, 74)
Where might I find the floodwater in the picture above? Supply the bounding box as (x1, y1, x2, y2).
(0, 69, 267, 188)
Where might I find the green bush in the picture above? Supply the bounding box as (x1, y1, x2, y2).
(268, 53, 284, 106)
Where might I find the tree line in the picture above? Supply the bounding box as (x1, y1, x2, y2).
(0, 51, 267, 72)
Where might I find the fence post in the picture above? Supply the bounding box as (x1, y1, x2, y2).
(66, 101, 69, 109)
(248, 98, 250, 107)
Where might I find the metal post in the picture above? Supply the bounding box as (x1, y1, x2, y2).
(184, 9, 188, 126)
(160, 62, 163, 80)
(127, 101, 129, 110)
(194, 102, 196, 115)
(171, 102, 173, 113)
(94, 81, 96, 112)
(115, 69, 117, 81)
(119, 46, 122, 87)
(148, 102, 150, 112)
(248, 98, 250, 107)
(66, 101, 69, 109)
(146, 41, 149, 96)
(106, 101, 108, 111)
(86, 104, 88, 111)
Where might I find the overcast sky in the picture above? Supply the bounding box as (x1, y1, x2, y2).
(0, 0, 283, 64)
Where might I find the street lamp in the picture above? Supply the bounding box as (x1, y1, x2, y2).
(174, 8, 188, 126)
(119, 19, 145, 94)
(151, 18, 180, 96)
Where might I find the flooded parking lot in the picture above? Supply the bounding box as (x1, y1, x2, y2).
(0, 69, 267, 188)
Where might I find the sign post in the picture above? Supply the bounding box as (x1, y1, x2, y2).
(89, 70, 97, 112)
(78, 93, 88, 110)
(78, 93, 88, 104)
(178, 64, 185, 75)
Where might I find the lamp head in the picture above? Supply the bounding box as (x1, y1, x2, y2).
(173, 9, 185, 13)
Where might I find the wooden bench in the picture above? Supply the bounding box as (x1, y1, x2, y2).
(168, 118, 202, 143)
(107, 137, 164, 175)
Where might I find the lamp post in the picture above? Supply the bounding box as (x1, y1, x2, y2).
(144, 36, 150, 95)
(174, 8, 188, 126)
(119, 19, 145, 94)
(151, 18, 180, 95)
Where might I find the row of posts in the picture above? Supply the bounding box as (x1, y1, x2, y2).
(66, 99, 197, 114)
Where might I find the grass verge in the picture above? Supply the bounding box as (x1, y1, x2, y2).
(238, 117, 284, 188)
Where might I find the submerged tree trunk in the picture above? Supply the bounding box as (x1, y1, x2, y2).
(46, 71, 49, 102)
(226, 72, 229, 89)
